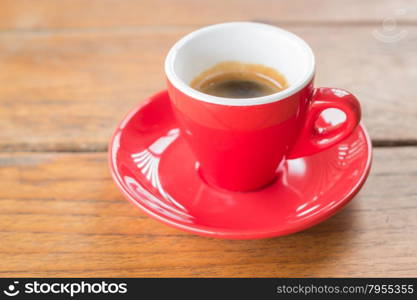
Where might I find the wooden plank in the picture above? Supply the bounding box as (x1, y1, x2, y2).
(0, 0, 415, 30)
(0, 26, 416, 151)
(0, 147, 416, 277)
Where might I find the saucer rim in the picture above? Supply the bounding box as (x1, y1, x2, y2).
(108, 90, 373, 240)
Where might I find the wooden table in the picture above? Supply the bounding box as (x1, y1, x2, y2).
(1, 0, 416, 277)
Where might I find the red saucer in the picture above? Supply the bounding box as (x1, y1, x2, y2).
(109, 90, 372, 239)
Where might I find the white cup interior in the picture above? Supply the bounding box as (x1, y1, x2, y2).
(165, 22, 315, 106)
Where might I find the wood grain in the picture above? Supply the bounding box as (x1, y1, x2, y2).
(0, 148, 416, 277)
(1, 25, 416, 151)
(0, 0, 415, 30)
(1, 0, 416, 279)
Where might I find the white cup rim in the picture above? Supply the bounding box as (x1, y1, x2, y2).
(165, 22, 315, 106)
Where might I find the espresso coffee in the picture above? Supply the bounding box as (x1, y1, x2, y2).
(190, 61, 288, 98)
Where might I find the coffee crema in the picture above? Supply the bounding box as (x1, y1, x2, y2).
(190, 61, 288, 99)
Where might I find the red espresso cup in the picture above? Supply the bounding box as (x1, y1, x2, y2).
(165, 22, 361, 191)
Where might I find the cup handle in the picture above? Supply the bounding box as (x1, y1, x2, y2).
(287, 87, 361, 159)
